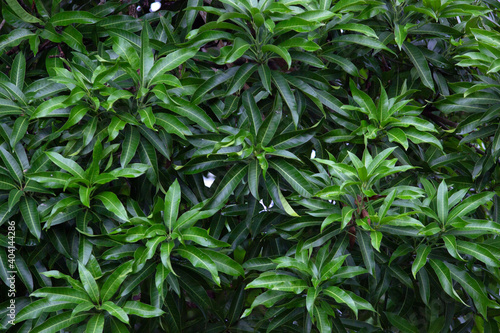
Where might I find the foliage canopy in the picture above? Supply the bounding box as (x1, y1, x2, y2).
(1, 0, 500, 332)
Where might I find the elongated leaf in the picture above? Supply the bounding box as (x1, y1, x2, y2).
(102, 301, 129, 324)
(78, 262, 99, 303)
(203, 249, 244, 277)
(147, 48, 198, 85)
(46, 151, 85, 179)
(323, 286, 358, 318)
(86, 313, 105, 333)
(20, 196, 41, 240)
(271, 71, 298, 126)
(30, 312, 88, 333)
(177, 245, 220, 286)
(49, 11, 100, 26)
(269, 159, 313, 198)
(15, 299, 72, 323)
(164, 179, 181, 232)
(358, 231, 375, 276)
(456, 241, 500, 267)
(436, 181, 449, 224)
(95, 192, 128, 221)
(448, 192, 494, 222)
(412, 245, 431, 278)
(0, 146, 23, 185)
(403, 42, 434, 90)
(206, 164, 248, 209)
(100, 261, 133, 302)
(166, 96, 217, 132)
(262, 44, 291, 69)
(242, 90, 263, 138)
(385, 313, 419, 333)
(31, 287, 92, 304)
(10, 51, 26, 88)
(123, 301, 164, 318)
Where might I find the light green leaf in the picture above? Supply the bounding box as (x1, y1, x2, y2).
(95, 192, 128, 221)
(412, 245, 431, 278)
(147, 48, 198, 85)
(206, 164, 248, 209)
(177, 245, 221, 286)
(78, 262, 99, 303)
(49, 11, 100, 26)
(20, 196, 41, 240)
(86, 313, 104, 333)
(123, 301, 164, 318)
(30, 312, 89, 333)
(101, 301, 129, 324)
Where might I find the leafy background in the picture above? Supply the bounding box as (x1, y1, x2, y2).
(1, 0, 500, 332)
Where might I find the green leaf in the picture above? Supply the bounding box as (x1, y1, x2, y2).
(164, 179, 181, 232)
(349, 79, 376, 115)
(436, 181, 449, 224)
(78, 262, 99, 303)
(181, 226, 229, 248)
(31, 287, 93, 304)
(20, 196, 41, 240)
(242, 90, 263, 139)
(6, 0, 43, 23)
(147, 48, 198, 85)
(385, 313, 419, 333)
(95, 192, 128, 221)
(177, 245, 221, 286)
(272, 71, 298, 127)
(86, 313, 105, 333)
(10, 51, 26, 88)
(30, 312, 89, 333)
(138, 107, 156, 130)
(101, 301, 129, 324)
(123, 301, 164, 318)
(203, 249, 244, 277)
(246, 273, 307, 294)
(403, 42, 434, 91)
(313, 303, 332, 333)
(323, 53, 359, 77)
(15, 299, 72, 323)
(405, 128, 443, 150)
(262, 45, 291, 69)
(269, 159, 313, 198)
(0, 146, 23, 185)
(206, 164, 248, 210)
(248, 159, 260, 199)
(332, 34, 394, 54)
(225, 37, 251, 63)
(448, 192, 494, 222)
(241, 290, 289, 318)
(100, 261, 133, 302)
(336, 23, 378, 38)
(258, 64, 272, 93)
(357, 231, 375, 276)
(166, 96, 217, 132)
(46, 151, 85, 179)
(323, 286, 358, 318)
(428, 259, 465, 304)
(412, 245, 431, 278)
(257, 105, 281, 146)
(49, 11, 100, 26)
(225, 63, 258, 95)
(0, 29, 35, 55)
(456, 241, 500, 267)
(155, 113, 192, 139)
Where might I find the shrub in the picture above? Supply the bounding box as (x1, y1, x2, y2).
(1, 0, 500, 332)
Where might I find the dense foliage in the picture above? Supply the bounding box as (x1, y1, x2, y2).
(1, 0, 500, 332)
